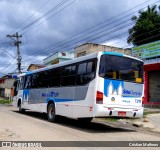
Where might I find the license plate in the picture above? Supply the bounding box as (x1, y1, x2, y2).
(118, 111, 126, 116)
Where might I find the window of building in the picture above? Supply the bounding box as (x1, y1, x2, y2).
(61, 52, 66, 56)
(77, 51, 86, 57)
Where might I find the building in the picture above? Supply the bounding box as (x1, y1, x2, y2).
(27, 64, 45, 71)
(74, 43, 131, 58)
(43, 51, 74, 66)
(0, 64, 45, 98)
(132, 40, 160, 107)
(0, 75, 16, 98)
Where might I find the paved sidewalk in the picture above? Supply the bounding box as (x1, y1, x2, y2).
(146, 113, 160, 133)
(96, 109, 160, 135)
(125, 108, 160, 133)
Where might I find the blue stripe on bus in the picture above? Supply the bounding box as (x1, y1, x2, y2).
(103, 51, 123, 56)
(46, 98, 79, 103)
(26, 71, 33, 75)
(122, 95, 142, 98)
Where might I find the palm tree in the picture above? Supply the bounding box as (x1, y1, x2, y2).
(127, 5, 160, 46)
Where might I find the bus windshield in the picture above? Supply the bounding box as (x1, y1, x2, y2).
(99, 55, 143, 83)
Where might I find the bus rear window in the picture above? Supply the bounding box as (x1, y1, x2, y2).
(99, 55, 143, 83)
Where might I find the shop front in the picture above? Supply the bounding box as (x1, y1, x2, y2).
(144, 62, 160, 106)
(132, 40, 160, 107)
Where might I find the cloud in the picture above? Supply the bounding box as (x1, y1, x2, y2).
(0, 0, 159, 76)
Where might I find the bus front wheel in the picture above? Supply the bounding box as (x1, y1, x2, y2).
(47, 103, 56, 122)
(18, 102, 25, 113)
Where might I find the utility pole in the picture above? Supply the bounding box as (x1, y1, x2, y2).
(7, 32, 22, 74)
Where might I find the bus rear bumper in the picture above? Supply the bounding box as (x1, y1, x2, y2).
(94, 105, 144, 118)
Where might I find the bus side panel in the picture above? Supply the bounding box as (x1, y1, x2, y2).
(13, 90, 23, 107)
(20, 88, 47, 112)
(72, 79, 96, 118)
(20, 87, 75, 117)
(52, 87, 75, 118)
(93, 77, 109, 117)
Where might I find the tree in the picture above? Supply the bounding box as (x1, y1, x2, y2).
(127, 5, 160, 46)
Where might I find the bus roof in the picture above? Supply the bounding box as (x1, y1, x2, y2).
(19, 51, 143, 77)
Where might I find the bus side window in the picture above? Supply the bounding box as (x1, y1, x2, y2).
(86, 60, 97, 81)
(24, 75, 32, 89)
(77, 62, 87, 75)
(71, 65, 77, 75)
(13, 80, 19, 96)
(61, 66, 71, 86)
(19, 77, 25, 90)
(76, 60, 96, 85)
(49, 68, 61, 87)
(32, 73, 39, 88)
(38, 71, 49, 88)
(76, 62, 87, 85)
(61, 65, 77, 86)
(87, 61, 96, 73)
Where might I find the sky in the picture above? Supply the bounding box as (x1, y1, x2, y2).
(0, 0, 159, 76)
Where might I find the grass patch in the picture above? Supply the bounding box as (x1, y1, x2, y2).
(143, 111, 150, 116)
(143, 111, 160, 117)
(104, 117, 118, 122)
(0, 99, 12, 104)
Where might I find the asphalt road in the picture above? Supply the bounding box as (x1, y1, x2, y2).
(0, 105, 160, 150)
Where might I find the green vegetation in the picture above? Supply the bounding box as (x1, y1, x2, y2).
(104, 118, 118, 122)
(143, 111, 160, 117)
(128, 5, 160, 46)
(143, 111, 149, 117)
(0, 99, 12, 104)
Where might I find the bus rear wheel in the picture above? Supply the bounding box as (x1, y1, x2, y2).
(47, 103, 56, 122)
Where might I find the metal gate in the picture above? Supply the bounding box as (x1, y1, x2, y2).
(149, 71, 160, 102)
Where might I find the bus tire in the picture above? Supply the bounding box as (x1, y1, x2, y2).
(78, 117, 93, 122)
(18, 103, 25, 113)
(47, 103, 56, 122)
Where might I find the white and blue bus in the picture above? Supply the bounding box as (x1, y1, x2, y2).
(13, 51, 144, 122)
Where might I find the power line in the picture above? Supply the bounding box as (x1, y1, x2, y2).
(0, 55, 17, 72)
(0, 48, 16, 58)
(104, 24, 160, 48)
(11, 0, 154, 64)
(21, 0, 159, 59)
(18, 0, 70, 33)
(22, 26, 160, 66)
(2, 23, 158, 75)
(6, 33, 22, 74)
(120, 32, 160, 50)
(13, 0, 52, 34)
(21, 0, 78, 34)
(1, 0, 159, 74)
(22, 0, 153, 35)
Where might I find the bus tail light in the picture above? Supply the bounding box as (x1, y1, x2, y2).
(142, 97, 144, 106)
(96, 91, 103, 104)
